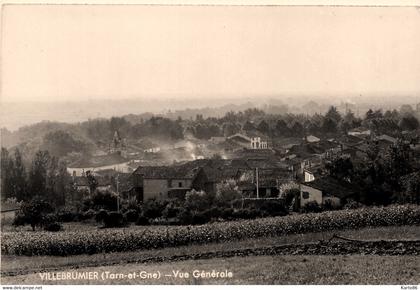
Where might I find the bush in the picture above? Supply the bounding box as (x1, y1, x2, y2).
(102, 211, 127, 228)
(233, 208, 260, 220)
(190, 211, 211, 225)
(135, 214, 150, 226)
(78, 209, 96, 221)
(142, 199, 168, 219)
(343, 199, 364, 210)
(221, 208, 234, 220)
(83, 190, 118, 211)
(13, 198, 54, 231)
(162, 201, 182, 219)
(185, 190, 213, 211)
(215, 179, 241, 205)
(12, 213, 26, 227)
(124, 209, 139, 223)
(322, 199, 341, 211)
(259, 200, 288, 216)
(302, 201, 322, 213)
(176, 208, 193, 225)
(42, 213, 58, 225)
(95, 209, 109, 223)
(44, 222, 63, 232)
(208, 207, 222, 219)
(57, 209, 78, 222)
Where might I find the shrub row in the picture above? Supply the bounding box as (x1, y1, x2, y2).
(2, 204, 419, 256)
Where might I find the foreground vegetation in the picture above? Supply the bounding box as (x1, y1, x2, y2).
(3, 225, 418, 276)
(2, 204, 419, 256)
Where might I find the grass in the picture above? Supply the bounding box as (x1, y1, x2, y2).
(2, 225, 419, 277)
(2, 255, 419, 285)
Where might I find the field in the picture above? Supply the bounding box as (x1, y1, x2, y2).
(2, 225, 420, 284)
(2, 205, 420, 284)
(2, 205, 420, 256)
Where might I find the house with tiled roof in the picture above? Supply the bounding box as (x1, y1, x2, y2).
(348, 127, 371, 137)
(300, 176, 358, 208)
(132, 162, 206, 201)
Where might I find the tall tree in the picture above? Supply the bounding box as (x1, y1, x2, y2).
(290, 122, 304, 137)
(275, 119, 290, 137)
(399, 115, 419, 131)
(321, 118, 338, 134)
(1, 148, 14, 199)
(12, 148, 27, 201)
(340, 110, 360, 133)
(29, 150, 51, 198)
(257, 120, 270, 135)
(54, 160, 70, 206)
(382, 142, 412, 191)
(325, 106, 342, 123)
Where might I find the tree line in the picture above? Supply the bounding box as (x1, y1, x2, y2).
(1, 148, 71, 205)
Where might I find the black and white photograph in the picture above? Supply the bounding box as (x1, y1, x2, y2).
(1, 1, 420, 287)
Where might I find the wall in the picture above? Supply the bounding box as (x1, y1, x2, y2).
(170, 179, 192, 189)
(304, 171, 315, 182)
(67, 162, 131, 176)
(323, 196, 341, 208)
(143, 179, 169, 200)
(300, 184, 323, 207)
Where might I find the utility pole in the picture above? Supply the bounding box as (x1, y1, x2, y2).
(256, 167, 259, 199)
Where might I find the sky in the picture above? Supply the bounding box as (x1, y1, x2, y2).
(2, 5, 420, 103)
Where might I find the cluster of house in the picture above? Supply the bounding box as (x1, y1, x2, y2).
(67, 127, 420, 210)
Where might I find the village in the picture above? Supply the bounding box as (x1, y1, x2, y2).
(65, 106, 420, 212)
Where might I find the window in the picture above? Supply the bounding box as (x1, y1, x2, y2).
(178, 182, 183, 187)
(302, 191, 310, 199)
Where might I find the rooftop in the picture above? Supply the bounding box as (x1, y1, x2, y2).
(302, 176, 358, 198)
(69, 153, 129, 168)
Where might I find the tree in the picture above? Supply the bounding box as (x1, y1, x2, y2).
(222, 122, 239, 137)
(215, 179, 242, 205)
(326, 157, 354, 181)
(325, 106, 342, 123)
(321, 118, 338, 134)
(54, 160, 70, 206)
(290, 121, 304, 137)
(340, 110, 360, 133)
(384, 110, 399, 120)
(365, 144, 379, 164)
(399, 115, 419, 131)
(13, 198, 54, 231)
(11, 148, 27, 201)
(110, 117, 130, 137)
(257, 120, 270, 135)
(1, 148, 14, 199)
(399, 172, 420, 204)
(185, 189, 213, 212)
(275, 119, 290, 137)
(42, 130, 89, 157)
(365, 109, 375, 120)
(28, 150, 51, 198)
(86, 170, 98, 193)
(242, 121, 256, 132)
(382, 142, 412, 191)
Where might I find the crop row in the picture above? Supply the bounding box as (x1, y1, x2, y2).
(2, 204, 420, 256)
